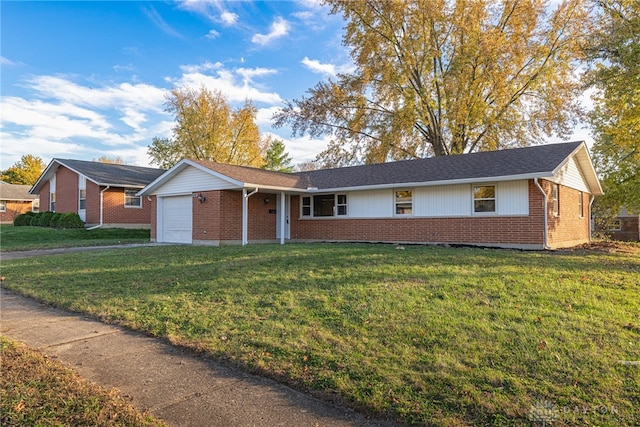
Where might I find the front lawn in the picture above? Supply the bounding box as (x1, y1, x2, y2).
(1, 243, 638, 425)
(0, 225, 150, 252)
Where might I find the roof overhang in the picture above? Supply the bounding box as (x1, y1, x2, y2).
(551, 142, 604, 195)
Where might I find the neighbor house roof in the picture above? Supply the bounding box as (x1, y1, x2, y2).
(139, 141, 603, 196)
(0, 182, 38, 201)
(30, 159, 166, 194)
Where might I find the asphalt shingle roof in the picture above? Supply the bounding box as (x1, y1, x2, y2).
(300, 141, 583, 190)
(56, 159, 165, 187)
(0, 182, 38, 201)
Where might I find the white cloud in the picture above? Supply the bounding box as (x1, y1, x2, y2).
(301, 57, 355, 77)
(205, 29, 221, 39)
(1, 56, 24, 67)
(220, 11, 238, 26)
(142, 6, 184, 39)
(252, 17, 290, 46)
(171, 62, 283, 104)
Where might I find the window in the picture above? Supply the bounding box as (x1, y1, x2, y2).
(473, 185, 496, 213)
(32, 199, 40, 213)
(124, 189, 142, 208)
(79, 189, 86, 210)
(50, 193, 56, 212)
(578, 191, 583, 218)
(301, 196, 311, 216)
(301, 194, 347, 217)
(337, 194, 347, 215)
(0, 200, 6, 212)
(551, 184, 559, 216)
(313, 194, 335, 216)
(395, 190, 413, 215)
(608, 219, 622, 231)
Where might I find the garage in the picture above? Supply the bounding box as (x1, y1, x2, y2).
(160, 195, 192, 244)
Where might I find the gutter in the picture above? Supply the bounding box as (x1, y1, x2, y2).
(86, 185, 110, 231)
(534, 178, 550, 250)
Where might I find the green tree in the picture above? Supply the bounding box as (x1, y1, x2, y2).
(149, 86, 265, 169)
(0, 155, 45, 185)
(586, 0, 640, 218)
(274, 0, 589, 166)
(262, 138, 294, 172)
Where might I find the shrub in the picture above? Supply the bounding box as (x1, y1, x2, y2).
(49, 213, 63, 228)
(39, 211, 56, 227)
(57, 213, 84, 229)
(29, 212, 44, 226)
(13, 212, 35, 226)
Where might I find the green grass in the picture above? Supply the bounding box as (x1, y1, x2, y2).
(0, 336, 165, 426)
(0, 225, 150, 252)
(1, 243, 639, 425)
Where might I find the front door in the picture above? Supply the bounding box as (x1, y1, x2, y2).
(275, 194, 290, 240)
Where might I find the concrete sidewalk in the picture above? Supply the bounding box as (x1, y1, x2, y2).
(0, 288, 391, 427)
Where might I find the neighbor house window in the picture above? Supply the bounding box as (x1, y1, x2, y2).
(301, 194, 347, 217)
(79, 189, 86, 210)
(607, 219, 622, 231)
(50, 193, 56, 212)
(473, 185, 496, 213)
(0, 200, 6, 212)
(578, 191, 584, 218)
(124, 189, 142, 208)
(552, 184, 559, 216)
(301, 196, 311, 216)
(395, 190, 413, 215)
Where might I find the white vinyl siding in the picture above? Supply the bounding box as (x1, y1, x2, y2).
(334, 181, 529, 218)
(347, 190, 394, 218)
(414, 185, 470, 216)
(553, 156, 590, 193)
(496, 180, 529, 215)
(154, 167, 238, 196)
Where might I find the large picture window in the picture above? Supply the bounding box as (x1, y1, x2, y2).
(301, 194, 347, 217)
(124, 189, 142, 208)
(395, 190, 413, 215)
(473, 185, 496, 213)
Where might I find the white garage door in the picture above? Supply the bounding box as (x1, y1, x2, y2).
(161, 195, 192, 244)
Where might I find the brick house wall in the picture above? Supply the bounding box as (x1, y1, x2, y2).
(35, 166, 153, 227)
(0, 200, 35, 223)
(55, 166, 79, 213)
(155, 180, 593, 249)
(543, 181, 591, 248)
(192, 190, 277, 243)
(289, 180, 548, 248)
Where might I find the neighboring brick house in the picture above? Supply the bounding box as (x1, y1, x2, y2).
(139, 141, 603, 250)
(30, 159, 165, 228)
(609, 208, 640, 242)
(0, 182, 39, 223)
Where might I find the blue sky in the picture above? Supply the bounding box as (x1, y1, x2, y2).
(1, 1, 591, 171)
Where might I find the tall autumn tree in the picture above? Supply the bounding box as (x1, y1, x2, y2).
(0, 155, 45, 186)
(149, 87, 265, 169)
(274, 0, 589, 166)
(586, 0, 639, 217)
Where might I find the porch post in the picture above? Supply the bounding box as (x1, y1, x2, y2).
(242, 188, 248, 246)
(280, 191, 286, 245)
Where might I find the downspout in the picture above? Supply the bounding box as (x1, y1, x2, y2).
(87, 185, 110, 231)
(534, 179, 550, 250)
(242, 188, 259, 246)
(589, 195, 595, 243)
